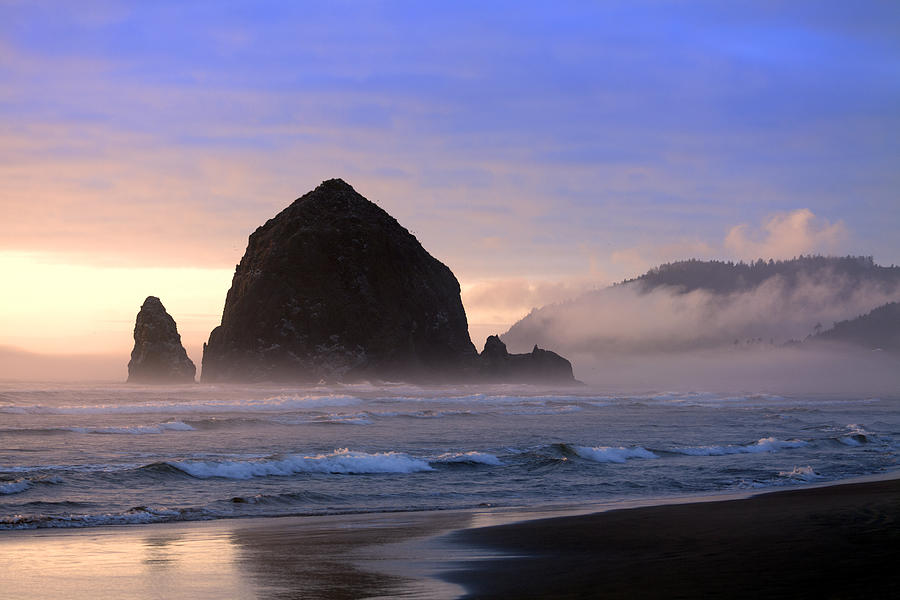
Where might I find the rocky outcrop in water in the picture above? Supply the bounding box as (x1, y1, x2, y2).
(127, 296, 196, 383)
(201, 179, 478, 382)
(478, 335, 576, 383)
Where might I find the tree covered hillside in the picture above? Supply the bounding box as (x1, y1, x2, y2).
(627, 256, 900, 295)
(810, 302, 900, 353)
(502, 257, 900, 355)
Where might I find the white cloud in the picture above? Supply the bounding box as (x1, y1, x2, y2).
(724, 209, 848, 260)
(503, 272, 900, 356)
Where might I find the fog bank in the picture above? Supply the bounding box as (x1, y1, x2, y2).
(570, 345, 900, 397)
(504, 275, 900, 355)
(0, 346, 125, 382)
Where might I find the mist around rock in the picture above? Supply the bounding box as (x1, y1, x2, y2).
(0, 346, 124, 382)
(4, 189, 897, 392)
(200, 179, 577, 385)
(127, 296, 196, 384)
(504, 257, 900, 354)
(501, 257, 900, 393)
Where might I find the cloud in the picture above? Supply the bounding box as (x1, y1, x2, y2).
(724, 209, 848, 261)
(461, 209, 853, 344)
(1, 2, 898, 367)
(503, 271, 900, 356)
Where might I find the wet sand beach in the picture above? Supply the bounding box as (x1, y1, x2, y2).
(0, 509, 471, 600)
(2, 477, 898, 599)
(444, 477, 900, 599)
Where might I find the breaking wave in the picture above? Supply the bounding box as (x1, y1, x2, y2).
(779, 465, 822, 482)
(836, 424, 875, 447)
(0, 475, 64, 495)
(165, 449, 434, 479)
(0, 394, 360, 415)
(271, 414, 374, 426)
(431, 452, 503, 466)
(226, 490, 336, 505)
(0, 505, 204, 530)
(0, 480, 31, 495)
(669, 437, 808, 456)
(571, 445, 658, 463)
(65, 421, 195, 435)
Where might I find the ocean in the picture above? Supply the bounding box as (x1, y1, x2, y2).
(1, 382, 898, 530)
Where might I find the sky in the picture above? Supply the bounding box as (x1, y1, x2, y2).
(1, 1, 899, 378)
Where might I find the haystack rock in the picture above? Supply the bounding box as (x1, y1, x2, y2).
(478, 335, 577, 383)
(201, 179, 479, 382)
(127, 296, 196, 383)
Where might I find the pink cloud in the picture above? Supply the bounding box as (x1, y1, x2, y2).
(724, 209, 848, 260)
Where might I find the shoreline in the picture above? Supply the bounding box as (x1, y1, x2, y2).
(5, 468, 898, 533)
(2, 473, 899, 598)
(441, 474, 900, 599)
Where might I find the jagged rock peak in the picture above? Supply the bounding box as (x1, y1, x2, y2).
(201, 179, 477, 382)
(478, 335, 577, 383)
(127, 296, 196, 384)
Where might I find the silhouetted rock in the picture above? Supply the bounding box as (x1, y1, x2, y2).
(127, 296, 196, 383)
(201, 179, 478, 382)
(478, 335, 576, 383)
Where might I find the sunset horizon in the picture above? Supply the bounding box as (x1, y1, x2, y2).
(3, 2, 899, 381)
(2, 2, 899, 598)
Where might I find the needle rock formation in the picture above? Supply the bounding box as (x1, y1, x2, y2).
(127, 296, 196, 383)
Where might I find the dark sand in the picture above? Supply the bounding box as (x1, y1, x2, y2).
(3, 478, 899, 599)
(443, 478, 900, 599)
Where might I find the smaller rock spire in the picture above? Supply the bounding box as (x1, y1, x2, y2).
(127, 296, 196, 383)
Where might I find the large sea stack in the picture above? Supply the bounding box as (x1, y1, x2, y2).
(127, 296, 196, 383)
(201, 179, 478, 382)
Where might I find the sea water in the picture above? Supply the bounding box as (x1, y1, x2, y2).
(1, 382, 898, 529)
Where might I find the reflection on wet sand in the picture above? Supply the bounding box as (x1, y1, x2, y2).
(0, 522, 255, 600)
(142, 533, 184, 566)
(0, 511, 472, 600)
(230, 511, 471, 599)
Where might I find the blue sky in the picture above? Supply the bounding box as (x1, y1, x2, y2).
(1, 0, 899, 361)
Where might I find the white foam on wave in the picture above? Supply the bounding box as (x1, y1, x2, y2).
(372, 409, 476, 419)
(409, 393, 589, 406)
(0, 480, 31, 495)
(4, 462, 141, 475)
(645, 392, 787, 406)
(0, 394, 361, 415)
(272, 414, 373, 426)
(837, 436, 863, 447)
(586, 399, 614, 407)
(432, 451, 503, 466)
(573, 445, 658, 463)
(670, 437, 808, 456)
(65, 421, 195, 435)
(0, 506, 186, 530)
(779, 465, 822, 481)
(837, 424, 872, 447)
(500, 404, 582, 416)
(168, 448, 434, 479)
